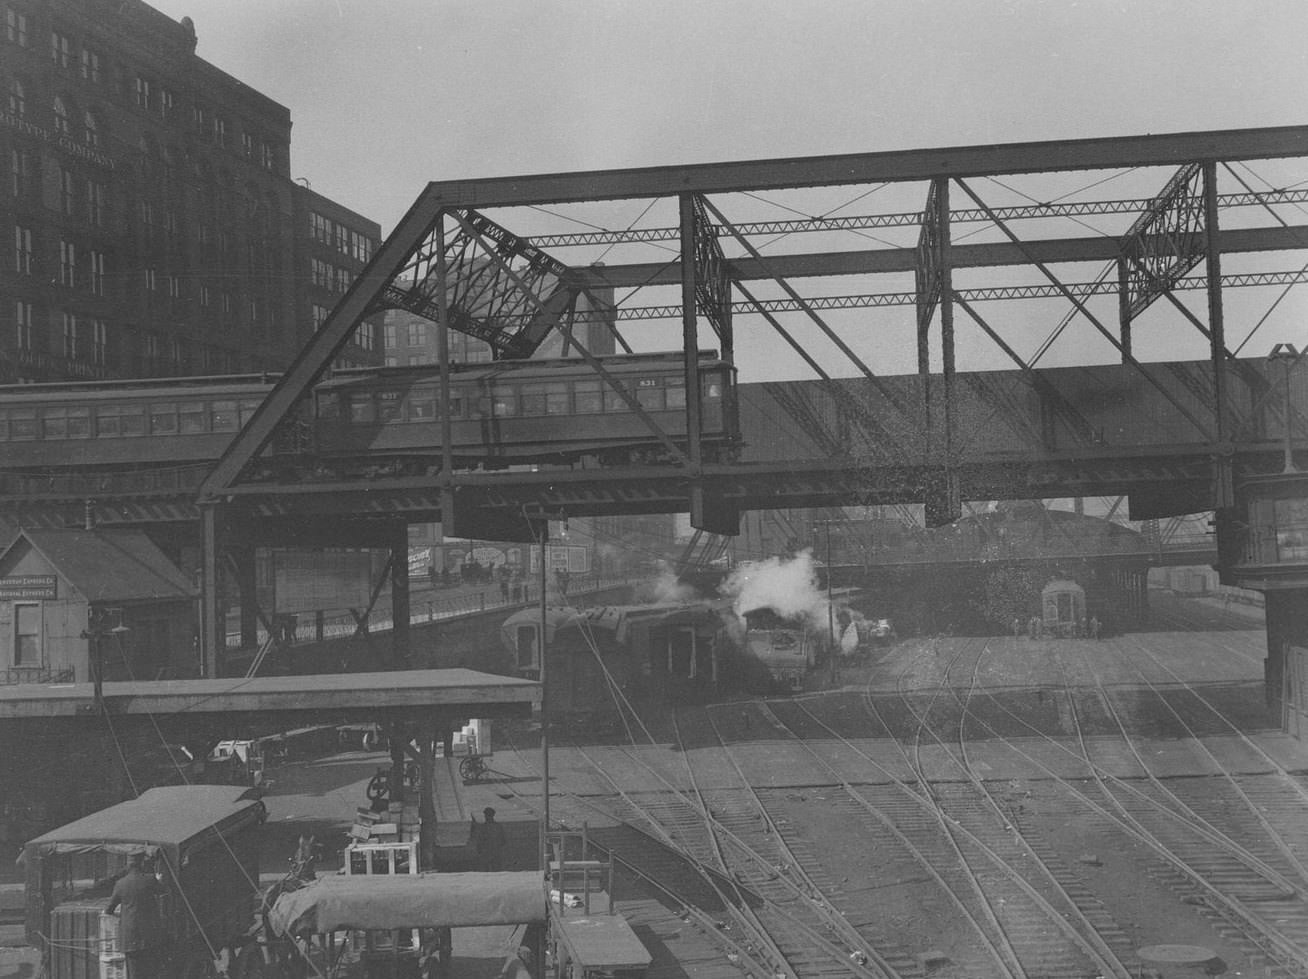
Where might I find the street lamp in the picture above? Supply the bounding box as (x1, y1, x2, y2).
(1269, 343, 1301, 474)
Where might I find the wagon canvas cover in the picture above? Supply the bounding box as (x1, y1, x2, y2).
(268, 872, 546, 934)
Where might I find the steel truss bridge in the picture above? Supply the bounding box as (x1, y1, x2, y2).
(20, 125, 1308, 670)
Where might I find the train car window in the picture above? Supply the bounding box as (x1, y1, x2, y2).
(520, 383, 547, 416)
(42, 408, 68, 439)
(316, 392, 340, 420)
(349, 393, 376, 424)
(94, 406, 120, 437)
(603, 381, 630, 412)
(635, 377, 664, 410)
(66, 407, 90, 438)
(150, 404, 179, 435)
(447, 394, 464, 419)
(120, 406, 146, 436)
(702, 374, 722, 399)
(491, 388, 517, 417)
(573, 379, 602, 414)
(407, 393, 435, 421)
(545, 382, 569, 415)
(179, 403, 207, 434)
(238, 400, 262, 425)
(211, 401, 239, 432)
(378, 390, 402, 422)
(10, 409, 37, 440)
(665, 376, 686, 409)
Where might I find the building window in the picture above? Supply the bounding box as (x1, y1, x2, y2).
(59, 239, 76, 286)
(85, 179, 104, 226)
(83, 109, 98, 146)
(10, 148, 28, 197)
(143, 333, 159, 371)
(7, 77, 24, 118)
(139, 200, 153, 226)
(143, 266, 155, 291)
(14, 604, 41, 666)
(334, 266, 352, 293)
(134, 76, 151, 110)
(60, 168, 74, 215)
(406, 322, 426, 347)
(199, 284, 210, 307)
(164, 208, 178, 235)
(212, 115, 226, 146)
(383, 323, 396, 349)
(90, 318, 107, 365)
(50, 30, 69, 68)
(62, 311, 77, 358)
(312, 304, 330, 329)
(14, 225, 32, 273)
(191, 103, 205, 134)
(81, 47, 100, 83)
(261, 142, 275, 171)
(242, 132, 253, 159)
(357, 321, 375, 350)
(311, 257, 331, 289)
(6, 8, 28, 47)
(89, 249, 105, 295)
(158, 87, 173, 119)
(221, 292, 233, 314)
(166, 273, 180, 299)
(15, 300, 33, 350)
(52, 96, 70, 134)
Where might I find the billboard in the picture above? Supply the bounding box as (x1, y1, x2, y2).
(274, 549, 374, 613)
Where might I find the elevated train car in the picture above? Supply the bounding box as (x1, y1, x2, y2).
(0, 351, 738, 473)
(313, 350, 737, 468)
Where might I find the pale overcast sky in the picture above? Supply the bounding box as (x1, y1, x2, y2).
(146, 0, 1308, 378)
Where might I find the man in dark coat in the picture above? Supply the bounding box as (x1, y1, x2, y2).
(105, 851, 166, 978)
(474, 806, 508, 871)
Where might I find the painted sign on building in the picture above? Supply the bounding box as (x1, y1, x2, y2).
(0, 575, 57, 600)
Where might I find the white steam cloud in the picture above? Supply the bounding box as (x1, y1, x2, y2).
(634, 565, 698, 605)
(718, 549, 833, 636)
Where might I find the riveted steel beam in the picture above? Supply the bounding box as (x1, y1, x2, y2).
(420, 126, 1308, 209)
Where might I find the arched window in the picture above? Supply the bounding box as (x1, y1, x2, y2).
(52, 95, 70, 134)
(83, 109, 98, 146)
(8, 78, 25, 118)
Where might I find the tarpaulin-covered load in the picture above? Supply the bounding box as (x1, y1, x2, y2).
(268, 872, 547, 935)
(22, 785, 264, 866)
(23, 785, 265, 949)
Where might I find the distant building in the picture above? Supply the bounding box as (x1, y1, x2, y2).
(0, 527, 197, 684)
(0, 0, 381, 381)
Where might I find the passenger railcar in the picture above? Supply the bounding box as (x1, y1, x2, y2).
(0, 351, 738, 472)
(0, 374, 279, 468)
(313, 350, 738, 467)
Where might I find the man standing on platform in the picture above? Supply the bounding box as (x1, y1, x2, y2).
(106, 851, 165, 979)
(475, 806, 508, 871)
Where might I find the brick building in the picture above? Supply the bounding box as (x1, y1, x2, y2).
(1, 0, 380, 382)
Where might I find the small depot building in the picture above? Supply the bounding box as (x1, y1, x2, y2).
(0, 528, 198, 684)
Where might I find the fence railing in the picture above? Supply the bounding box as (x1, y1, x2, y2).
(2, 667, 75, 685)
(225, 572, 633, 650)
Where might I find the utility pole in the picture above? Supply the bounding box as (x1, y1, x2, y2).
(524, 505, 565, 872)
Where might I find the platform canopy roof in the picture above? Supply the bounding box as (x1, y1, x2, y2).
(0, 668, 539, 722)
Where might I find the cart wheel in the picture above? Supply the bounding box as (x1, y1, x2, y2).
(459, 755, 486, 782)
(365, 772, 389, 802)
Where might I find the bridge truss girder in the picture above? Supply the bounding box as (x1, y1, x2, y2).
(192, 126, 1308, 664)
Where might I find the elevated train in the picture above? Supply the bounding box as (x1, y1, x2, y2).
(0, 350, 738, 473)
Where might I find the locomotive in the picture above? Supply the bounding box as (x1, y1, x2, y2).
(0, 350, 738, 471)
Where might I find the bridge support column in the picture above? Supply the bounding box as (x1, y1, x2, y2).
(391, 526, 411, 669)
(200, 507, 221, 678)
(232, 545, 259, 652)
(1264, 591, 1308, 735)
